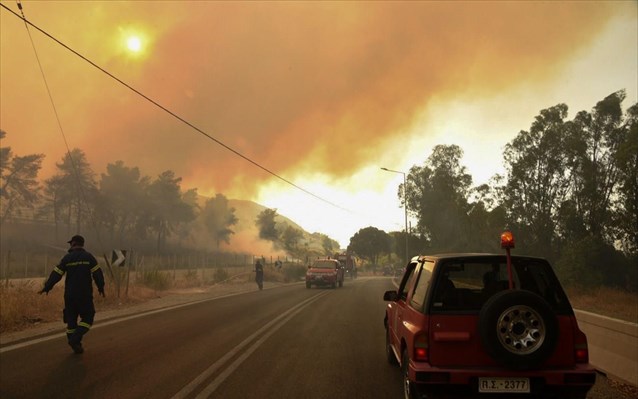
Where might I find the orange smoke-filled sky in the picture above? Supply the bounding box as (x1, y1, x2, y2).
(1, 1, 636, 247)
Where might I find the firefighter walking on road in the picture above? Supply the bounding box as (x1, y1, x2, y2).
(255, 258, 264, 290)
(39, 235, 105, 354)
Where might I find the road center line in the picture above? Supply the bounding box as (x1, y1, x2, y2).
(171, 291, 329, 399)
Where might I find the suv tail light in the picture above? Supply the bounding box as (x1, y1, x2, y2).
(414, 334, 429, 362)
(575, 345, 589, 363)
(573, 319, 589, 363)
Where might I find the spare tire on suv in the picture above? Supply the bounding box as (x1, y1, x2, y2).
(478, 289, 558, 370)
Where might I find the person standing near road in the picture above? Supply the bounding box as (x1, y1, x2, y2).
(255, 258, 264, 290)
(39, 235, 105, 354)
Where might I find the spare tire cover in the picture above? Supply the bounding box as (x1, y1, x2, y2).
(478, 289, 558, 370)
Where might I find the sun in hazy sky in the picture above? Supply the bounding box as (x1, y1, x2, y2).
(126, 35, 142, 53)
(118, 25, 148, 57)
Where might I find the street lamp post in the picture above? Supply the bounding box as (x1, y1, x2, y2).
(381, 167, 409, 265)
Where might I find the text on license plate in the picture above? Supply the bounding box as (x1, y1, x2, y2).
(478, 377, 530, 393)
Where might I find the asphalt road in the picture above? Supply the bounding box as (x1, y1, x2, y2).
(0, 277, 633, 399)
(0, 277, 400, 399)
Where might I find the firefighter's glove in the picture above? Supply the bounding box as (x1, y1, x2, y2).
(38, 288, 48, 295)
(99, 288, 105, 298)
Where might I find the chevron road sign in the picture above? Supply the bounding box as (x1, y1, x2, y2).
(111, 249, 127, 267)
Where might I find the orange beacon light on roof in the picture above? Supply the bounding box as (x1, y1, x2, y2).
(501, 231, 515, 249)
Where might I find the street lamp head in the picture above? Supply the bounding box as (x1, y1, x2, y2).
(380, 167, 404, 175)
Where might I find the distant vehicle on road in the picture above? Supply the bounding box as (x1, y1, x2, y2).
(306, 258, 344, 289)
(334, 252, 358, 279)
(383, 231, 596, 399)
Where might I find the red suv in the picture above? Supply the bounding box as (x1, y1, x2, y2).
(306, 258, 344, 289)
(383, 232, 595, 399)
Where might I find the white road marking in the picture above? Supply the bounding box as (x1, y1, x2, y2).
(171, 291, 330, 399)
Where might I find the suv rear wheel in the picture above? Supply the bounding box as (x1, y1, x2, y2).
(402, 348, 421, 399)
(479, 290, 558, 370)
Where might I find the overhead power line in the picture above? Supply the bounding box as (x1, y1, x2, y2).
(0, 2, 350, 213)
(12, 0, 109, 254)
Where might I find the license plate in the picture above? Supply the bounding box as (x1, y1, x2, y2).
(478, 377, 530, 393)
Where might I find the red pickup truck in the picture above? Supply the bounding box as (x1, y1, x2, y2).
(306, 258, 344, 289)
(383, 232, 595, 399)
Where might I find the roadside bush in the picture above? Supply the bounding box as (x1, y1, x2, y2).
(266, 266, 286, 282)
(213, 268, 229, 283)
(141, 270, 171, 291)
(555, 237, 625, 289)
(282, 264, 306, 282)
(179, 269, 201, 288)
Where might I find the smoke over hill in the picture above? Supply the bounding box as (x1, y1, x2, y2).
(0, 198, 338, 260)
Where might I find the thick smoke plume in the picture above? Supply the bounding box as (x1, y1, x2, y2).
(0, 1, 624, 199)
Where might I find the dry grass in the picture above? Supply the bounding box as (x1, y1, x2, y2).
(0, 266, 291, 334)
(0, 278, 160, 334)
(565, 285, 638, 324)
(0, 279, 56, 332)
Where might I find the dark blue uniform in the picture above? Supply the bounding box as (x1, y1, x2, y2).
(42, 246, 104, 351)
(255, 261, 264, 290)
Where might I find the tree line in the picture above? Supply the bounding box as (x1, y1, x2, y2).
(2, 90, 636, 290)
(1, 130, 340, 261)
(0, 138, 239, 254)
(348, 91, 636, 291)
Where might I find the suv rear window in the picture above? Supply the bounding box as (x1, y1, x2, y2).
(410, 260, 434, 309)
(312, 260, 337, 269)
(429, 257, 572, 314)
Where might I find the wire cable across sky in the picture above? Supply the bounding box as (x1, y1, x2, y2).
(0, 2, 352, 213)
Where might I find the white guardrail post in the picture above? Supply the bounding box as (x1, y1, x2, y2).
(575, 309, 638, 386)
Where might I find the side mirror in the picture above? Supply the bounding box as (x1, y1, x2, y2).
(383, 290, 398, 301)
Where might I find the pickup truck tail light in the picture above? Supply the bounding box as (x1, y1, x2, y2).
(414, 334, 429, 361)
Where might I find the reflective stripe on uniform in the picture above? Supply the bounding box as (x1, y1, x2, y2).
(78, 321, 92, 329)
(91, 265, 101, 273)
(54, 267, 64, 275)
(66, 329, 76, 334)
